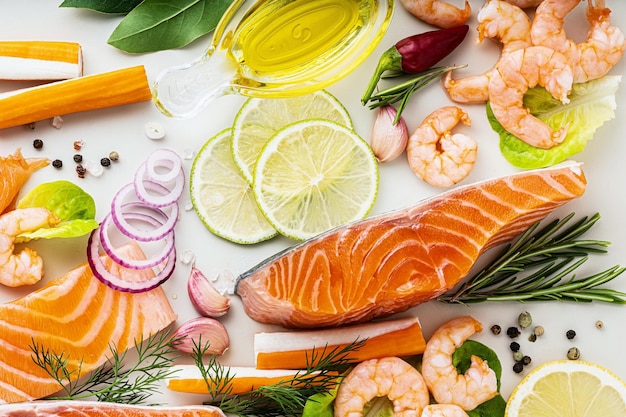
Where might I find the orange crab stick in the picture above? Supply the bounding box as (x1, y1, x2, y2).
(0, 65, 152, 129)
(167, 366, 332, 395)
(254, 316, 427, 370)
(0, 41, 83, 80)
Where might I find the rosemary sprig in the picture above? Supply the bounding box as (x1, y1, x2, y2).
(441, 213, 626, 304)
(192, 337, 365, 417)
(365, 64, 466, 123)
(30, 330, 180, 405)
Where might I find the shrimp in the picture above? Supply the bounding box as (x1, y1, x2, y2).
(531, 0, 625, 83)
(406, 106, 476, 188)
(334, 357, 430, 417)
(488, 45, 573, 149)
(444, 0, 532, 103)
(422, 404, 470, 417)
(399, 0, 471, 29)
(421, 316, 498, 411)
(0, 207, 59, 287)
(501, 0, 543, 8)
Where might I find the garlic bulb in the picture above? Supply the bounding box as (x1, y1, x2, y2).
(172, 317, 230, 355)
(187, 265, 230, 318)
(369, 105, 409, 162)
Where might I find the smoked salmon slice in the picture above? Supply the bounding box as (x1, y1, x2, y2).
(0, 242, 177, 403)
(236, 163, 587, 328)
(0, 149, 49, 214)
(0, 400, 225, 416)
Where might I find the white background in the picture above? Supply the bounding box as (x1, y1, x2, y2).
(0, 0, 625, 409)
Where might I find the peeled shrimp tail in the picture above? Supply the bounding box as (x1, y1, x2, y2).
(400, 0, 471, 29)
(0, 207, 60, 287)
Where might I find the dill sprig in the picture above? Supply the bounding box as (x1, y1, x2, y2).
(192, 337, 365, 417)
(30, 330, 181, 405)
(441, 213, 626, 304)
(365, 64, 466, 123)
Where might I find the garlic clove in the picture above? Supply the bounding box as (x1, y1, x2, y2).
(172, 317, 230, 355)
(188, 265, 231, 318)
(369, 105, 409, 163)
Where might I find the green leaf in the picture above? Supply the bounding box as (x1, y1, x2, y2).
(16, 180, 98, 240)
(59, 0, 143, 14)
(466, 394, 506, 417)
(107, 0, 234, 53)
(488, 75, 621, 169)
(302, 391, 336, 417)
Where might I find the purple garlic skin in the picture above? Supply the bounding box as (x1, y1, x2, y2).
(370, 105, 409, 162)
(172, 317, 230, 355)
(188, 265, 231, 318)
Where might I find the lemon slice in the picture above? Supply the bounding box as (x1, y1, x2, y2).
(190, 128, 277, 244)
(505, 360, 626, 417)
(232, 90, 353, 184)
(253, 119, 378, 241)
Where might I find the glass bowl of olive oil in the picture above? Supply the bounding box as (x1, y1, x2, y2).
(153, 0, 394, 119)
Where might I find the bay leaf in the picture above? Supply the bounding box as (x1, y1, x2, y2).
(107, 0, 234, 53)
(59, 0, 143, 14)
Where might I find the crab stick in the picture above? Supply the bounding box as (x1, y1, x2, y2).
(167, 366, 332, 395)
(0, 41, 83, 80)
(254, 316, 427, 370)
(0, 65, 152, 129)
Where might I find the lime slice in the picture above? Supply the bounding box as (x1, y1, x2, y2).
(505, 360, 626, 417)
(190, 128, 277, 244)
(232, 90, 353, 184)
(253, 119, 378, 241)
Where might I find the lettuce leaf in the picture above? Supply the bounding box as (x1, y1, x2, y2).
(16, 180, 98, 241)
(488, 75, 621, 169)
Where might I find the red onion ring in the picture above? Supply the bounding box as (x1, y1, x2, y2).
(134, 159, 184, 208)
(99, 211, 175, 270)
(88, 226, 176, 293)
(146, 148, 182, 184)
(111, 183, 179, 241)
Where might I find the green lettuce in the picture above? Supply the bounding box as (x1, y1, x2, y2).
(488, 75, 621, 169)
(16, 180, 98, 241)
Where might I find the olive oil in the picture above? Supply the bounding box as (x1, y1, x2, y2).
(153, 0, 393, 118)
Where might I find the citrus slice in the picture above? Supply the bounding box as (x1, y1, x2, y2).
(190, 128, 277, 244)
(232, 90, 353, 184)
(505, 360, 626, 417)
(253, 119, 378, 241)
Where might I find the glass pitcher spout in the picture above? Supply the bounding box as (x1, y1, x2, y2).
(152, 52, 236, 119)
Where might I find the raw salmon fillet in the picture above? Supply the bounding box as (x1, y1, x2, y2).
(236, 163, 587, 328)
(0, 400, 225, 416)
(0, 149, 49, 214)
(0, 243, 177, 403)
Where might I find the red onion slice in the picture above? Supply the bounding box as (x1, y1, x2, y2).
(145, 148, 183, 183)
(111, 183, 179, 241)
(88, 226, 176, 293)
(99, 211, 175, 269)
(134, 161, 184, 208)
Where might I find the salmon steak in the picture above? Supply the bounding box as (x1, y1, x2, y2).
(236, 163, 587, 328)
(0, 400, 225, 416)
(0, 149, 49, 214)
(0, 243, 177, 403)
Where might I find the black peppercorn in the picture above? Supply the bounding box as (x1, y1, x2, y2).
(73, 154, 83, 163)
(100, 157, 111, 167)
(566, 330, 576, 340)
(510, 341, 521, 352)
(33, 138, 43, 149)
(490, 325, 502, 335)
(522, 355, 532, 366)
(513, 362, 524, 374)
(507, 326, 521, 338)
(76, 164, 86, 178)
(52, 159, 63, 168)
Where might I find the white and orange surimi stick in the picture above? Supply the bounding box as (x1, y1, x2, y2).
(254, 316, 427, 370)
(0, 41, 83, 80)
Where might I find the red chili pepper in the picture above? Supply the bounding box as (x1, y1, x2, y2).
(362, 25, 469, 104)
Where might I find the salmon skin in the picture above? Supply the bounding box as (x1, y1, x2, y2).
(236, 163, 587, 328)
(0, 149, 48, 214)
(0, 243, 177, 403)
(0, 400, 226, 416)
